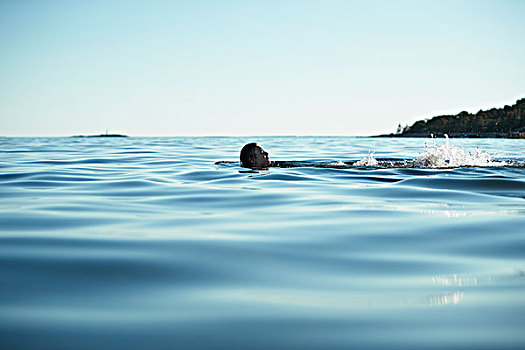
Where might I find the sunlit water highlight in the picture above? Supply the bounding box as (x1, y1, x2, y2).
(1, 136, 524, 349)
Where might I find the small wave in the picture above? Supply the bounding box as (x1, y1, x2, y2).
(415, 135, 507, 168)
(354, 152, 378, 166)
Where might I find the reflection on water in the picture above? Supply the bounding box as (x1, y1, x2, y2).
(420, 208, 524, 218)
(231, 288, 466, 309)
(427, 291, 464, 306)
(0, 136, 524, 350)
(432, 270, 525, 287)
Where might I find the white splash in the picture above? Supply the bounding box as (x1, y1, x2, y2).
(416, 135, 506, 168)
(355, 152, 378, 166)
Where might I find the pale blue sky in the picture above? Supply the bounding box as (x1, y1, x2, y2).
(1, 0, 524, 136)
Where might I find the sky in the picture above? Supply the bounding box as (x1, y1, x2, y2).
(1, 0, 524, 136)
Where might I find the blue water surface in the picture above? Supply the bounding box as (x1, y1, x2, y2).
(1, 136, 524, 349)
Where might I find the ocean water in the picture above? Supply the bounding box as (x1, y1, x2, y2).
(1, 136, 524, 350)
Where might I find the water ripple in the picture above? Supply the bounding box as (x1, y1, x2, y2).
(0, 136, 524, 350)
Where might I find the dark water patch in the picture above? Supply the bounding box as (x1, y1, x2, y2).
(0, 172, 40, 181)
(250, 172, 323, 182)
(0, 148, 81, 153)
(39, 201, 160, 215)
(113, 150, 158, 154)
(0, 170, 108, 182)
(142, 160, 185, 166)
(330, 216, 525, 259)
(0, 236, 152, 250)
(85, 179, 167, 190)
(25, 158, 117, 165)
(3, 304, 524, 350)
(0, 253, 218, 300)
(176, 170, 243, 182)
(0, 212, 122, 231)
(31, 174, 103, 182)
(254, 245, 463, 276)
(336, 175, 402, 183)
(149, 191, 301, 210)
(394, 168, 454, 176)
(3, 180, 73, 189)
(0, 187, 30, 199)
(2, 178, 169, 191)
(399, 177, 525, 199)
(136, 215, 229, 229)
(86, 189, 178, 198)
(457, 238, 525, 258)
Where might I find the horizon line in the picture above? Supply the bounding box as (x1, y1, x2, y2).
(0, 134, 377, 138)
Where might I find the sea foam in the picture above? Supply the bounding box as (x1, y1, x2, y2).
(355, 152, 379, 166)
(352, 135, 508, 168)
(415, 135, 506, 168)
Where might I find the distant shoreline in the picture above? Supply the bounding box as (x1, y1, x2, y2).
(72, 134, 128, 138)
(379, 98, 525, 139)
(375, 132, 525, 139)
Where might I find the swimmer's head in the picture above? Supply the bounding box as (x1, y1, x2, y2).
(240, 143, 270, 169)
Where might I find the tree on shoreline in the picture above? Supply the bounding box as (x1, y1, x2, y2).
(400, 98, 525, 135)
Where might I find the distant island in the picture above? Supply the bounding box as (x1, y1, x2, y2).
(72, 133, 128, 138)
(379, 98, 525, 138)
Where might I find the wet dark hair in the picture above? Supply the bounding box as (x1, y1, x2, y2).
(240, 143, 259, 168)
